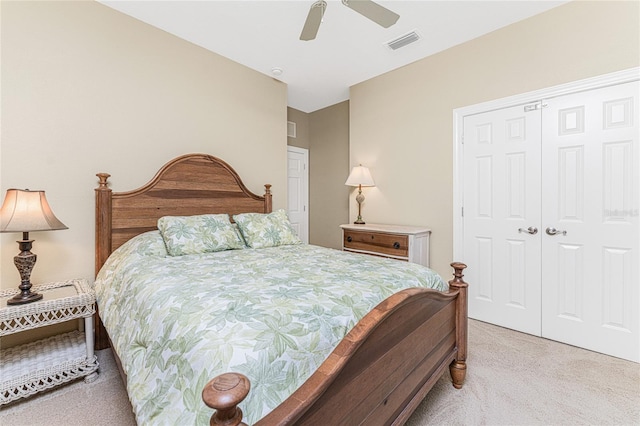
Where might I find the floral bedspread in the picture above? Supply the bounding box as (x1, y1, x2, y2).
(94, 231, 447, 425)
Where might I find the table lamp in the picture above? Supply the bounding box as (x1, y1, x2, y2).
(0, 189, 68, 305)
(345, 165, 375, 224)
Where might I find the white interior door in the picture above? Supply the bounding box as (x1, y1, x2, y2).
(541, 81, 639, 361)
(463, 104, 542, 335)
(287, 146, 309, 243)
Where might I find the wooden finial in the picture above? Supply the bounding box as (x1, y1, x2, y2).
(202, 373, 250, 426)
(448, 262, 468, 289)
(96, 173, 111, 189)
(264, 184, 273, 213)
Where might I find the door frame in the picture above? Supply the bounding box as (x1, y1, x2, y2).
(453, 67, 639, 260)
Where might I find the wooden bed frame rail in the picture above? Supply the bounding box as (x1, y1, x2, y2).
(203, 263, 468, 426)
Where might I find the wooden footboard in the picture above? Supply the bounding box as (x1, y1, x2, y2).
(203, 263, 468, 426)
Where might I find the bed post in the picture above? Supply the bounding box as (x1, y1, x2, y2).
(264, 184, 272, 213)
(203, 373, 250, 426)
(94, 173, 112, 350)
(448, 262, 468, 389)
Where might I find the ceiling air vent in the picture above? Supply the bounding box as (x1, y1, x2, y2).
(385, 30, 420, 51)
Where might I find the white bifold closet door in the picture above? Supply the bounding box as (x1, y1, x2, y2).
(541, 82, 638, 361)
(463, 103, 543, 336)
(463, 80, 639, 362)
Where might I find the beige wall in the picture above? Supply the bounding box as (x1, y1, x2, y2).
(287, 107, 310, 150)
(309, 101, 350, 249)
(349, 0, 640, 277)
(0, 1, 288, 291)
(287, 103, 350, 249)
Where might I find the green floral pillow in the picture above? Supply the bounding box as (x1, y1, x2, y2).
(157, 214, 245, 256)
(233, 209, 301, 248)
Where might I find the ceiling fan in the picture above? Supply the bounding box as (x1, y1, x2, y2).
(300, 0, 400, 41)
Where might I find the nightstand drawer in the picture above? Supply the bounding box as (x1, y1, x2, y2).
(340, 224, 431, 267)
(343, 230, 409, 257)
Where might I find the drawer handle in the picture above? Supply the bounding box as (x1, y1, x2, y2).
(393, 242, 400, 249)
(347, 236, 353, 243)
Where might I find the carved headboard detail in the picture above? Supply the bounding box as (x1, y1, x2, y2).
(95, 153, 272, 275)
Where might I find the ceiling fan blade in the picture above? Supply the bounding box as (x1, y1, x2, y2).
(341, 0, 399, 28)
(300, 0, 327, 41)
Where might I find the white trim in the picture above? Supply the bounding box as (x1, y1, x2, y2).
(452, 67, 640, 261)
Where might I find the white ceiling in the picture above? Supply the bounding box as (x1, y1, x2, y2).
(99, 0, 569, 113)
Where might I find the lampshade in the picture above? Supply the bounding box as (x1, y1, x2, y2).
(345, 165, 375, 187)
(0, 189, 68, 232)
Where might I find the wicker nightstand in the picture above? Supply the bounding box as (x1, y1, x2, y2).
(0, 279, 99, 404)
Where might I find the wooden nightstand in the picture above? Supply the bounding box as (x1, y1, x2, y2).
(0, 279, 99, 404)
(340, 223, 431, 267)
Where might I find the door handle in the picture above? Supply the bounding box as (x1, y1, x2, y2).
(518, 226, 538, 235)
(545, 227, 567, 236)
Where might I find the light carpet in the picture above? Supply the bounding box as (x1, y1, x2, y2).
(1, 320, 638, 425)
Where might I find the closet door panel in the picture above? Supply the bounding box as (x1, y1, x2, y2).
(463, 104, 542, 335)
(541, 81, 639, 362)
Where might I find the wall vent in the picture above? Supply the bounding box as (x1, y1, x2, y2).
(287, 121, 297, 138)
(385, 30, 421, 50)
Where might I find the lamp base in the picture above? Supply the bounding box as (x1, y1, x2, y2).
(7, 237, 42, 305)
(7, 291, 43, 305)
(354, 188, 366, 225)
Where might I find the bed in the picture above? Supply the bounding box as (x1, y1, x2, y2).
(93, 153, 469, 426)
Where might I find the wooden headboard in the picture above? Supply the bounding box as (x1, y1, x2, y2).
(95, 153, 272, 275)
